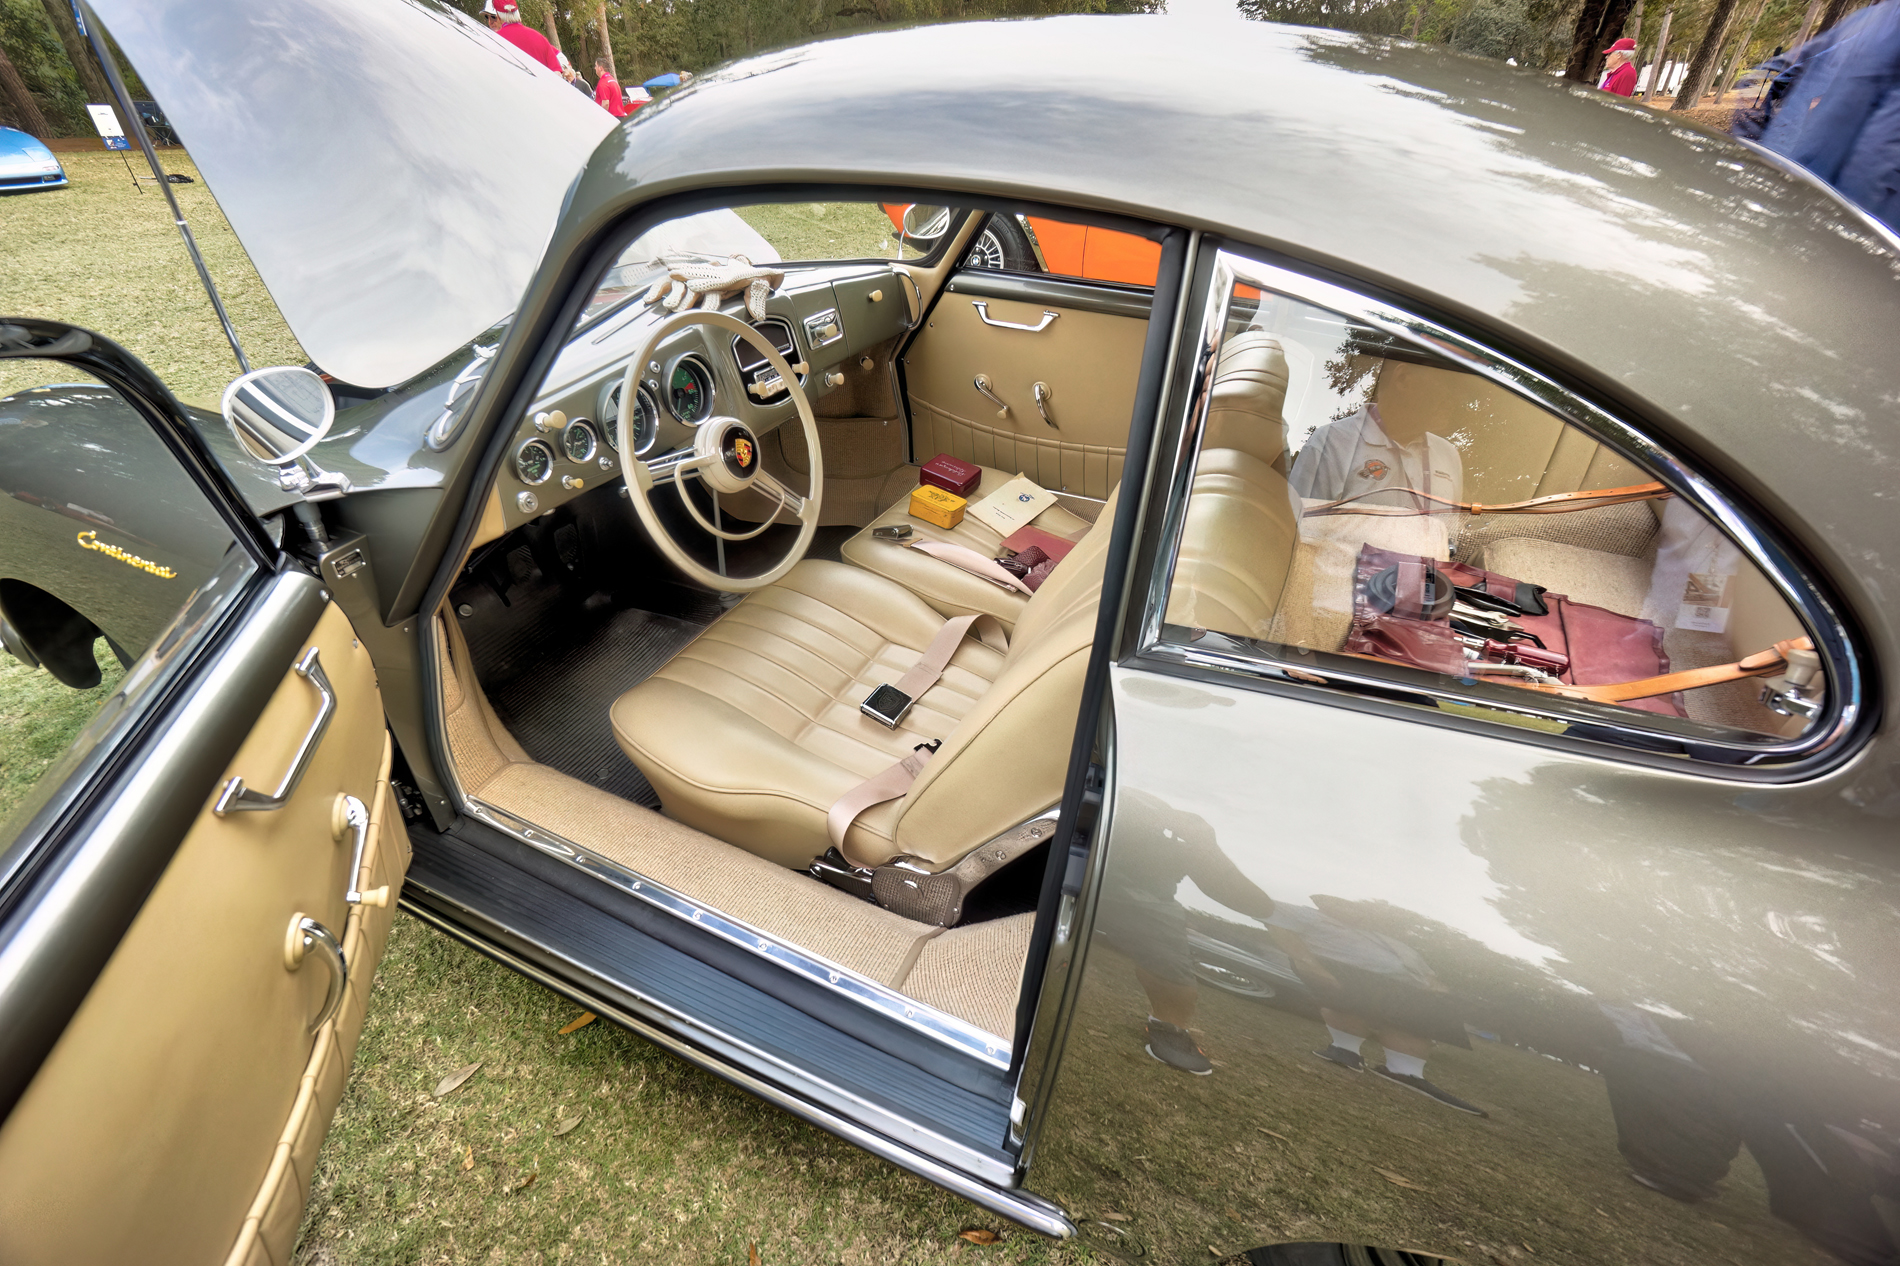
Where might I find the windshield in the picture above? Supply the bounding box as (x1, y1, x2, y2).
(580, 202, 956, 325)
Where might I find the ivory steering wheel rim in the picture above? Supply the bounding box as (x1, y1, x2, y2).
(618, 308, 824, 593)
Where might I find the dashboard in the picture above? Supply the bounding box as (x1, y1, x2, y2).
(492, 262, 913, 534)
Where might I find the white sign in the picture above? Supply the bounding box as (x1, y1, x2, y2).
(85, 103, 123, 138)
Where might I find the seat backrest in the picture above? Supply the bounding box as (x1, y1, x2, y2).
(1164, 447, 1301, 638)
(890, 487, 1119, 868)
(1203, 330, 1292, 473)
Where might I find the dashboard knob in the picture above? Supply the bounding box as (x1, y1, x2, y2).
(562, 475, 585, 491)
(516, 491, 538, 514)
(533, 409, 566, 433)
(824, 371, 845, 388)
(869, 289, 884, 302)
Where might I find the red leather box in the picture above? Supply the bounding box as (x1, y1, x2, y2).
(919, 453, 981, 499)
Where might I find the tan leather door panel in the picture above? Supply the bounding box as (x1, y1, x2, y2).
(0, 603, 409, 1266)
(903, 285, 1148, 500)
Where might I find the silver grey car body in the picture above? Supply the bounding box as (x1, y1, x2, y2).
(2, 3, 1897, 1263)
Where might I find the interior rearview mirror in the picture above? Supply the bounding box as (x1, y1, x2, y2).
(221, 365, 334, 465)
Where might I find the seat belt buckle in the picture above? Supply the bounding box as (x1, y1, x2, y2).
(860, 683, 915, 729)
(871, 524, 913, 541)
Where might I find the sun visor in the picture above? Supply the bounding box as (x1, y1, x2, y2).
(90, 0, 615, 390)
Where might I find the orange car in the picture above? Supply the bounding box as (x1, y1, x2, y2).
(881, 202, 1161, 286)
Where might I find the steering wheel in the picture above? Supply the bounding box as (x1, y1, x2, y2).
(617, 308, 824, 592)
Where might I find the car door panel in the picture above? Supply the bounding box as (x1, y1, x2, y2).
(903, 277, 1149, 500)
(0, 601, 406, 1266)
(1032, 668, 1886, 1264)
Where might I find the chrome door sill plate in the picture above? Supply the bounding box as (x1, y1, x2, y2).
(465, 797, 1013, 1070)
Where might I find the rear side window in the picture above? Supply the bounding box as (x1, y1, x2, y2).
(1142, 251, 1846, 765)
(963, 213, 1160, 288)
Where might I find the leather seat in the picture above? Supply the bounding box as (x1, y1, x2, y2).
(839, 463, 1095, 632)
(612, 492, 1116, 871)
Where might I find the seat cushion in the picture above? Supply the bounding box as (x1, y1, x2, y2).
(610, 560, 1006, 870)
(839, 464, 1094, 630)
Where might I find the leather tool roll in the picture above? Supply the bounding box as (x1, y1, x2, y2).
(1344, 545, 1686, 718)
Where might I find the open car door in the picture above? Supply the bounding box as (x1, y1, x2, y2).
(0, 325, 408, 1265)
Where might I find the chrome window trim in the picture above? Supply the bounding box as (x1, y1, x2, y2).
(1135, 247, 1864, 770)
(463, 797, 1017, 1070)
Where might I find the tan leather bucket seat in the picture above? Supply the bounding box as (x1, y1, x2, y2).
(611, 491, 1117, 871)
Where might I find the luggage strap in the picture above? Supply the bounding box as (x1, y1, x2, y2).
(829, 612, 1008, 856)
(1518, 637, 1814, 703)
(1304, 481, 1670, 520)
(904, 540, 1036, 596)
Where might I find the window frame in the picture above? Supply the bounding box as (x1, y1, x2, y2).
(1127, 246, 1868, 776)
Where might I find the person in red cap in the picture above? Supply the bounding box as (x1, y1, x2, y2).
(1600, 37, 1640, 96)
(593, 56, 628, 117)
(482, 0, 562, 74)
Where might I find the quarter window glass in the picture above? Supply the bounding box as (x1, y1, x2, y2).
(1159, 277, 1825, 745)
(963, 212, 1161, 288)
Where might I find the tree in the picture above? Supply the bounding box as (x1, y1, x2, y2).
(0, 39, 50, 137)
(1563, 0, 1639, 82)
(1668, 0, 1740, 107)
(35, 0, 123, 133)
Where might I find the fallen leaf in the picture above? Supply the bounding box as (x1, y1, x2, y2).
(558, 1011, 598, 1035)
(433, 1062, 482, 1097)
(1208, 1247, 1224, 1258)
(552, 1111, 585, 1137)
(510, 1171, 538, 1193)
(1595, 1208, 1609, 1218)
(1522, 1243, 1535, 1254)
(958, 1228, 1000, 1245)
(1372, 1166, 1425, 1191)
(1225, 1209, 1242, 1221)
(1101, 1212, 1130, 1223)
(749, 1244, 761, 1266)
(1256, 1128, 1290, 1143)
(459, 1144, 474, 1171)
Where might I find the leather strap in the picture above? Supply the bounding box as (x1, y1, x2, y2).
(1520, 637, 1814, 703)
(828, 613, 1010, 858)
(829, 743, 938, 859)
(905, 540, 1036, 596)
(1304, 481, 1670, 520)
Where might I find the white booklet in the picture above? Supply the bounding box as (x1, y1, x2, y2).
(969, 474, 1058, 536)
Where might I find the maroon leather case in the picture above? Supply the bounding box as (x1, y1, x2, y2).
(919, 453, 982, 498)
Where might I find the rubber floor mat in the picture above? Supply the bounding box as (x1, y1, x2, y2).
(478, 605, 707, 807)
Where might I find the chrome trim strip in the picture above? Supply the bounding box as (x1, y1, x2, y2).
(463, 797, 1014, 1070)
(400, 898, 1049, 1206)
(1137, 248, 1865, 770)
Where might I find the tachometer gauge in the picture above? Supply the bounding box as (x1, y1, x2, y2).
(515, 438, 555, 485)
(562, 419, 597, 463)
(601, 382, 660, 454)
(669, 357, 712, 423)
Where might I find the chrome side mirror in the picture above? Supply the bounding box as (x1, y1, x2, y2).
(220, 366, 349, 500)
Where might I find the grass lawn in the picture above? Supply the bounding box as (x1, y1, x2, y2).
(0, 150, 1092, 1265)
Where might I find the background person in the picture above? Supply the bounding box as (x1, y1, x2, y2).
(559, 52, 591, 98)
(481, 0, 562, 73)
(595, 58, 629, 117)
(1600, 36, 1639, 95)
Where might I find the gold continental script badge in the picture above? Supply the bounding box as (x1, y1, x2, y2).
(76, 530, 177, 579)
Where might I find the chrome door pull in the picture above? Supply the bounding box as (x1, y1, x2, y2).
(215, 646, 335, 815)
(283, 914, 346, 1033)
(1033, 381, 1056, 429)
(972, 302, 1059, 333)
(973, 374, 1010, 418)
(333, 793, 388, 908)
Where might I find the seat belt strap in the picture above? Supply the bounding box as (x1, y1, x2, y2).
(892, 611, 1008, 699)
(1304, 481, 1670, 520)
(828, 741, 940, 858)
(905, 540, 1036, 596)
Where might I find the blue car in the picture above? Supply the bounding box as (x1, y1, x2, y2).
(0, 126, 67, 193)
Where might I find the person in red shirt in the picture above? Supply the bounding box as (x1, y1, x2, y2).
(593, 58, 628, 117)
(481, 0, 562, 74)
(1599, 36, 1639, 96)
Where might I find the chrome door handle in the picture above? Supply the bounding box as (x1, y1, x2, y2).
(972, 302, 1059, 333)
(334, 793, 389, 908)
(215, 646, 335, 815)
(973, 374, 1010, 418)
(1033, 381, 1056, 429)
(283, 914, 346, 1033)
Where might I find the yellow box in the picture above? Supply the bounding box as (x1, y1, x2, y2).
(909, 484, 967, 530)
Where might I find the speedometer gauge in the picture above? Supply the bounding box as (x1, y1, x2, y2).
(669, 358, 712, 423)
(602, 382, 659, 454)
